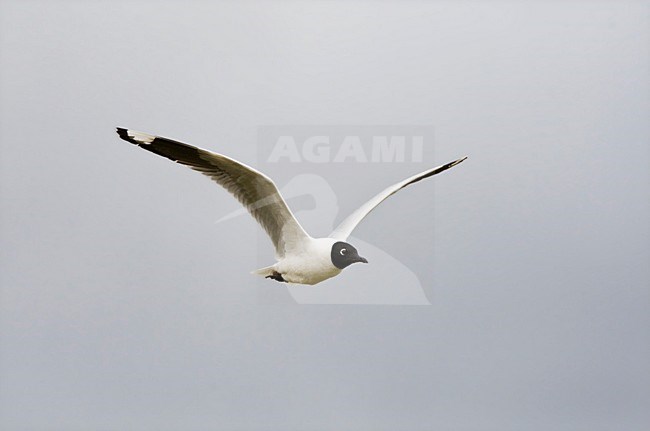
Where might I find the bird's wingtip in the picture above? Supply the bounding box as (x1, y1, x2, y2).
(116, 127, 136, 144)
(446, 156, 468, 169)
(115, 127, 131, 142)
(116, 128, 155, 145)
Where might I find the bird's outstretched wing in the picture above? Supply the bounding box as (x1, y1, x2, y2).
(329, 157, 467, 240)
(117, 128, 311, 258)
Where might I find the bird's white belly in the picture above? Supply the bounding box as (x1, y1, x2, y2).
(277, 256, 342, 285)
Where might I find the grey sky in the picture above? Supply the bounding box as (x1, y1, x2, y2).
(1, 1, 649, 430)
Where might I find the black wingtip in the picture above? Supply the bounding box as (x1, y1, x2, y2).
(439, 156, 467, 171)
(116, 127, 137, 145)
(450, 156, 468, 167)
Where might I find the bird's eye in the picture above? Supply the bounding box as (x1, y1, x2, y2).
(340, 248, 347, 256)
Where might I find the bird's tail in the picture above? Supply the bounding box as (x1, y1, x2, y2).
(251, 265, 277, 278)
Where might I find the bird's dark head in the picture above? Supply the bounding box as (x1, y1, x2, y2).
(330, 241, 368, 269)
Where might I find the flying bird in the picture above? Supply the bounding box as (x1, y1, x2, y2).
(117, 128, 466, 285)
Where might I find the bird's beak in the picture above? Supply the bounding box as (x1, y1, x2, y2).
(357, 256, 368, 264)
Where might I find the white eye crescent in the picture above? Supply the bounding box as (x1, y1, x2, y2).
(340, 248, 347, 256)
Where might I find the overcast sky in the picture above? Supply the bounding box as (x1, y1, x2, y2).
(1, 1, 649, 430)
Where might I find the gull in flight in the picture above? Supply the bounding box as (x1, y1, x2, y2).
(117, 128, 466, 285)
